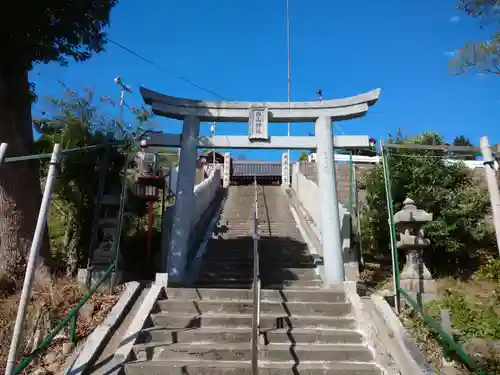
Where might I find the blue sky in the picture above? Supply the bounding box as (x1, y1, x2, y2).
(30, 0, 498, 161)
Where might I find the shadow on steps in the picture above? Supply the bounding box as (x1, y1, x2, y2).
(192, 235, 321, 290)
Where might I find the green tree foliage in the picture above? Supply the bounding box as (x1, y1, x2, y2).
(453, 135, 473, 146)
(299, 152, 308, 161)
(0, 1, 118, 286)
(388, 130, 443, 145)
(450, 0, 500, 75)
(1, 1, 117, 71)
(452, 135, 478, 160)
(361, 132, 493, 276)
(34, 88, 124, 274)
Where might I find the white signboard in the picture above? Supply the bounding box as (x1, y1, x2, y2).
(223, 152, 231, 188)
(281, 152, 290, 187)
(248, 106, 269, 140)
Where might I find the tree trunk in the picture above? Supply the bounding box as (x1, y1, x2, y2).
(0, 67, 51, 291)
(64, 217, 79, 277)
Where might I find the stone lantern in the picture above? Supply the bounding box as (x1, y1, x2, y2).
(394, 198, 436, 302)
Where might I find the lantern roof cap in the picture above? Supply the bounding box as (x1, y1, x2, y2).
(394, 197, 433, 224)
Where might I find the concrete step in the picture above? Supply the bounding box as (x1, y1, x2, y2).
(164, 288, 346, 303)
(204, 253, 300, 261)
(202, 252, 312, 260)
(131, 342, 372, 362)
(124, 360, 382, 375)
(195, 265, 316, 280)
(262, 328, 363, 344)
(260, 343, 373, 362)
(156, 300, 351, 316)
(195, 270, 316, 278)
(198, 269, 319, 280)
(213, 221, 299, 226)
(218, 237, 305, 242)
(137, 327, 362, 345)
(206, 237, 307, 243)
(199, 260, 318, 269)
(190, 282, 323, 290)
(150, 313, 357, 330)
(204, 246, 311, 253)
(201, 255, 315, 263)
(188, 283, 254, 289)
(211, 225, 301, 230)
(203, 248, 312, 255)
(257, 231, 304, 235)
(193, 278, 322, 288)
(137, 327, 253, 344)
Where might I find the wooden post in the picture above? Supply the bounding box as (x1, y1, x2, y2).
(440, 309, 454, 368)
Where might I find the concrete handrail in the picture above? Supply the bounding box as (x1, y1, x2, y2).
(0, 143, 8, 166)
(251, 177, 261, 374)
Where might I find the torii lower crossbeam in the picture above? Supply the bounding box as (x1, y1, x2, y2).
(142, 134, 369, 150)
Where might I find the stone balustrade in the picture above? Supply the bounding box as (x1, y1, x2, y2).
(161, 168, 221, 277)
(290, 163, 358, 281)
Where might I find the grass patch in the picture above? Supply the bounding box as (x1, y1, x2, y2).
(0, 276, 120, 374)
(360, 253, 500, 374)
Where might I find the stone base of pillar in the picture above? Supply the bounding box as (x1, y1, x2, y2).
(77, 267, 123, 289)
(155, 273, 169, 286)
(344, 262, 360, 282)
(339, 204, 359, 282)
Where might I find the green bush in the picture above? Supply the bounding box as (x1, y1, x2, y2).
(360, 132, 494, 276)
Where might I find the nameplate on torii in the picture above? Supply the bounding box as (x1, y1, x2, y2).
(248, 106, 269, 141)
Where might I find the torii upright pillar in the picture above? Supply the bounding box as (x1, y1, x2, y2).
(316, 116, 344, 283)
(168, 115, 200, 282)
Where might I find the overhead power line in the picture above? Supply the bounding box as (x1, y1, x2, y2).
(108, 39, 229, 100)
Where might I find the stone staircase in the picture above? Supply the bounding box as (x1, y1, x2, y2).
(194, 184, 322, 289)
(123, 184, 383, 374)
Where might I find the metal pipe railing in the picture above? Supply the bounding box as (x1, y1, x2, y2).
(5, 144, 61, 375)
(251, 177, 261, 375)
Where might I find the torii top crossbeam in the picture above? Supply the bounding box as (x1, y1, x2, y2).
(140, 87, 381, 122)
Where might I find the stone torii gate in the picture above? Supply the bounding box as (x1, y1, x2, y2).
(140, 87, 380, 284)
